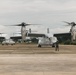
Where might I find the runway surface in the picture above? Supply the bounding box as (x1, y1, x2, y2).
(0, 54, 76, 75)
(0, 44, 76, 75)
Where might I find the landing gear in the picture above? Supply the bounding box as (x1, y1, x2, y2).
(52, 43, 55, 47)
(38, 44, 41, 47)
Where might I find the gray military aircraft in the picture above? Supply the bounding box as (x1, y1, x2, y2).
(54, 21, 76, 42)
(8, 22, 40, 42)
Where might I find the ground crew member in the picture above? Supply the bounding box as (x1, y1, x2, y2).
(55, 41, 59, 51)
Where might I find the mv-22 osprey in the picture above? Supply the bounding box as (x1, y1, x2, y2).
(10, 22, 57, 47)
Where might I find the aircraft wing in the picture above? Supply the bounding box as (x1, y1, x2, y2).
(10, 36, 22, 41)
(53, 32, 71, 43)
(27, 33, 46, 37)
(0, 37, 5, 42)
(54, 32, 71, 36)
(10, 33, 46, 40)
(0, 37, 5, 40)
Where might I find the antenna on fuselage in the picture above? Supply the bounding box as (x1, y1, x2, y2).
(47, 28, 50, 34)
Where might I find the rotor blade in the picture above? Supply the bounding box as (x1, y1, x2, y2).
(64, 25, 71, 26)
(4, 24, 22, 26)
(62, 21, 71, 25)
(25, 24, 32, 25)
(26, 24, 41, 25)
(4, 23, 41, 27)
(8, 24, 40, 26)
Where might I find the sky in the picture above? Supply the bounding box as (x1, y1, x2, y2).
(0, 0, 76, 38)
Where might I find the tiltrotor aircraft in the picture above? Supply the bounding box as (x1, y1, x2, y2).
(9, 22, 39, 42)
(63, 21, 76, 41)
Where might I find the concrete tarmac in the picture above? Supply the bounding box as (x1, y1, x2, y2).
(0, 44, 76, 75)
(0, 54, 76, 75)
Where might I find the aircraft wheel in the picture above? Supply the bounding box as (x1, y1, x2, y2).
(38, 44, 41, 47)
(52, 44, 55, 47)
(2, 44, 4, 45)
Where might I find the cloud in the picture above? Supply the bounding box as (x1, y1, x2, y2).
(0, 0, 76, 13)
(0, 0, 76, 37)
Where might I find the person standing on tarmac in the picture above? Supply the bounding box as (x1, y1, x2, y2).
(55, 41, 59, 51)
